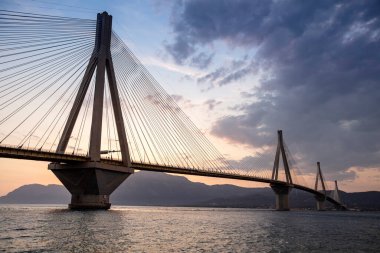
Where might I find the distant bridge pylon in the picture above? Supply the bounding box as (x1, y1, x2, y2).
(314, 162, 327, 210)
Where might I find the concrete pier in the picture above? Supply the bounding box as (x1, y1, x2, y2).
(315, 195, 326, 211)
(270, 183, 292, 211)
(49, 162, 133, 210)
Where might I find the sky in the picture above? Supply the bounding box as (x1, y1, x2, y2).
(0, 0, 379, 195)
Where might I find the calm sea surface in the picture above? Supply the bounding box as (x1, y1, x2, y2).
(0, 205, 379, 252)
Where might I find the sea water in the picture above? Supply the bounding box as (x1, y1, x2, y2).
(0, 205, 379, 252)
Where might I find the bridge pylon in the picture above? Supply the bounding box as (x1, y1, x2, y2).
(331, 180, 346, 210)
(314, 162, 327, 211)
(48, 12, 133, 210)
(270, 130, 293, 211)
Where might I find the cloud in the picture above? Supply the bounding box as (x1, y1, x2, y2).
(190, 52, 214, 68)
(166, 0, 273, 60)
(145, 94, 181, 112)
(339, 167, 380, 192)
(197, 56, 258, 87)
(171, 94, 222, 112)
(228, 153, 274, 171)
(171, 94, 185, 103)
(165, 35, 196, 64)
(142, 56, 205, 78)
(165, 0, 380, 181)
(165, 0, 273, 71)
(203, 99, 221, 111)
(170, 94, 196, 109)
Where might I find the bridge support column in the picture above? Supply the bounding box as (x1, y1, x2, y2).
(315, 195, 326, 211)
(270, 184, 292, 211)
(50, 12, 133, 210)
(49, 162, 133, 210)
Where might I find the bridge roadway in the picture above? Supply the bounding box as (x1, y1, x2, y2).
(0, 145, 344, 208)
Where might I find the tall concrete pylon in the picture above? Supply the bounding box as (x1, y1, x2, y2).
(331, 180, 347, 210)
(332, 180, 341, 203)
(270, 130, 293, 211)
(48, 12, 133, 210)
(314, 162, 327, 211)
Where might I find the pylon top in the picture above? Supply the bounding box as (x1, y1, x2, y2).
(272, 130, 292, 184)
(94, 11, 113, 56)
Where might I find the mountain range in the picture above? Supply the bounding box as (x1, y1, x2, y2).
(1, 171, 379, 210)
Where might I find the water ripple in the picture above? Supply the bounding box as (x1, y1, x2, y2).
(0, 205, 379, 252)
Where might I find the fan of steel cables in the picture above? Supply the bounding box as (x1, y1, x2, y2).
(0, 9, 278, 180)
(0, 10, 96, 155)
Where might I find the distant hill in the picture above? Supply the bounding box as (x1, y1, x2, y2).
(1, 171, 379, 210)
(111, 171, 264, 206)
(0, 184, 70, 204)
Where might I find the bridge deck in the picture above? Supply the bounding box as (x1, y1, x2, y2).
(0, 145, 345, 208)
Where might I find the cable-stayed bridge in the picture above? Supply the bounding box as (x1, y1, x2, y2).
(0, 10, 346, 210)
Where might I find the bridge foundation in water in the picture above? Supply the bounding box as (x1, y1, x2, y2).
(315, 195, 326, 211)
(49, 162, 133, 209)
(270, 183, 292, 211)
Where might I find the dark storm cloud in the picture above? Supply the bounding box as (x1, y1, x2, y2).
(164, 35, 195, 64)
(166, 0, 272, 61)
(166, 0, 380, 179)
(228, 153, 274, 171)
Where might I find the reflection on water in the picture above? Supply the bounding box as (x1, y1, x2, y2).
(0, 205, 379, 252)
